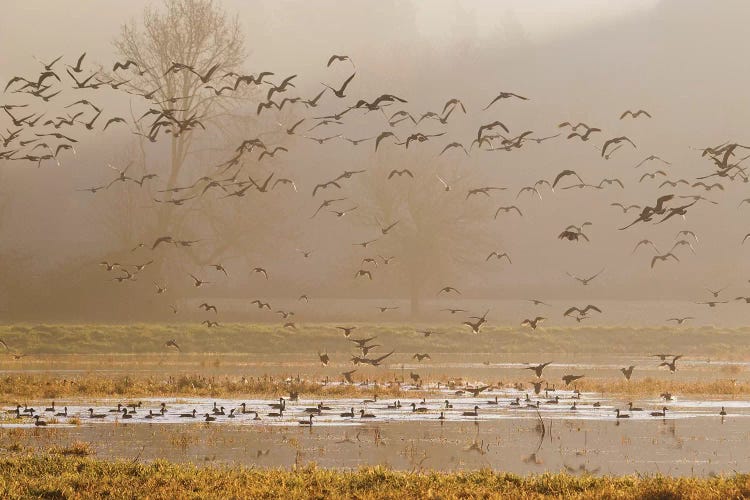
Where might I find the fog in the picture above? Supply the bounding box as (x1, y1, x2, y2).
(1, 0, 749, 321)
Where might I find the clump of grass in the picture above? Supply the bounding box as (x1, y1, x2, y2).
(169, 434, 192, 450)
(47, 441, 94, 457)
(4, 442, 25, 453)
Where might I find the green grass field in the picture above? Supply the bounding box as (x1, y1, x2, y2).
(0, 454, 747, 499)
(2, 323, 750, 356)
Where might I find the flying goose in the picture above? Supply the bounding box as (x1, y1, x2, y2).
(323, 73, 356, 98)
(199, 303, 217, 313)
(521, 317, 546, 330)
(341, 370, 357, 384)
(562, 375, 584, 386)
(563, 305, 602, 317)
(463, 310, 489, 334)
(634, 155, 670, 168)
(632, 240, 660, 255)
(524, 362, 552, 378)
(566, 128, 600, 141)
(670, 240, 696, 254)
(188, 274, 210, 287)
(527, 299, 551, 306)
(552, 170, 584, 189)
(165, 339, 181, 351)
(620, 109, 651, 119)
(651, 253, 679, 269)
(440, 142, 469, 156)
(601, 136, 636, 157)
(566, 269, 604, 286)
(486, 251, 512, 263)
(659, 355, 682, 373)
(483, 92, 528, 110)
(639, 170, 667, 182)
(667, 317, 693, 324)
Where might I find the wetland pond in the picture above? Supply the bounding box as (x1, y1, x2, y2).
(2, 386, 749, 476)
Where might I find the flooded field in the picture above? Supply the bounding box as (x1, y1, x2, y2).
(2, 386, 748, 476)
(1, 336, 748, 477)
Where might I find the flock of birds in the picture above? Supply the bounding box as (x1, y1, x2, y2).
(1, 50, 749, 412)
(4, 376, 730, 428)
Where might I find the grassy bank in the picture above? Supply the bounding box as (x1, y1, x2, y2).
(0, 455, 747, 499)
(2, 323, 750, 357)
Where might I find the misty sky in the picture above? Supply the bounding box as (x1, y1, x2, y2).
(2, 0, 750, 321)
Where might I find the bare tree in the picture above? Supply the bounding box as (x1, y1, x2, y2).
(353, 150, 495, 316)
(112, 0, 248, 240)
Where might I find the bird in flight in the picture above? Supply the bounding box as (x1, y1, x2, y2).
(658, 355, 683, 373)
(562, 374, 584, 386)
(336, 326, 357, 337)
(601, 136, 636, 157)
(705, 287, 727, 298)
(634, 154, 670, 168)
(440, 308, 466, 314)
(376, 306, 399, 313)
(199, 303, 217, 314)
(463, 310, 489, 334)
(527, 299, 551, 306)
(323, 73, 356, 98)
(566, 269, 604, 286)
(494, 206, 522, 218)
(341, 370, 357, 384)
(165, 339, 181, 351)
(620, 109, 652, 119)
(667, 317, 693, 325)
(483, 92, 528, 110)
(563, 305, 602, 318)
(486, 251, 511, 263)
(651, 253, 679, 269)
(521, 317, 546, 330)
(189, 274, 211, 287)
(524, 362, 552, 377)
(611, 203, 641, 214)
(354, 269, 373, 280)
(552, 170, 584, 189)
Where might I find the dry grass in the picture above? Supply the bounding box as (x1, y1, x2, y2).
(47, 441, 94, 457)
(0, 455, 748, 499)
(0, 373, 410, 400)
(1, 372, 750, 401)
(576, 377, 750, 397)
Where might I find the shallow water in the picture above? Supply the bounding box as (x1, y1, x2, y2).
(1, 389, 747, 476)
